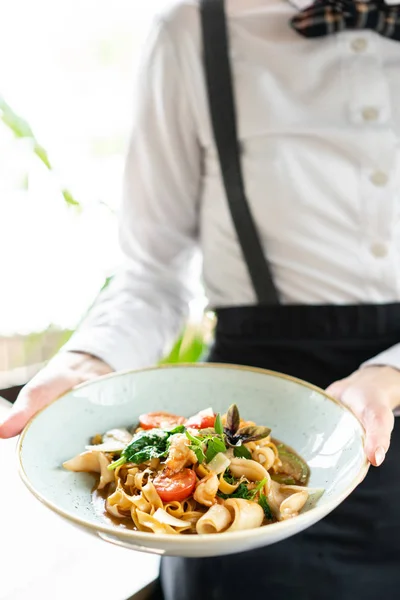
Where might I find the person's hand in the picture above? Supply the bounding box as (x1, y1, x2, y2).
(0, 351, 113, 439)
(326, 366, 400, 467)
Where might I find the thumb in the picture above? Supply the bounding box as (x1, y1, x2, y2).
(0, 370, 76, 439)
(325, 377, 349, 400)
(0, 404, 33, 439)
(0, 386, 50, 439)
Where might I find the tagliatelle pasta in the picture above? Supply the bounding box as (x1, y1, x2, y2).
(63, 404, 317, 535)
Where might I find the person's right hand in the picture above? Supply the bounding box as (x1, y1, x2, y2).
(0, 351, 113, 439)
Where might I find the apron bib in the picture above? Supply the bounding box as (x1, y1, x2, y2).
(159, 2, 400, 598)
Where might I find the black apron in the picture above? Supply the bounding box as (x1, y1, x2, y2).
(159, 1, 400, 598)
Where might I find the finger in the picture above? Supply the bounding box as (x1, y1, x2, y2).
(361, 403, 394, 467)
(0, 373, 71, 439)
(0, 408, 32, 438)
(326, 380, 394, 467)
(0, 384, 48, 438)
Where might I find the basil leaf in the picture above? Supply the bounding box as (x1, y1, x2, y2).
(185, 430, 202, 445)
(233, 445, 252, 460)
(236, 425, 271, 442)
(205, 437, 227, 463)
(192, 445, 206, 464)
(226, 404, 240, 435)
(185, 430, 206, 464)
(214, 413, 223, 435)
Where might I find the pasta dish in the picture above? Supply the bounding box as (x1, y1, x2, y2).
(63, 405, 312, 535)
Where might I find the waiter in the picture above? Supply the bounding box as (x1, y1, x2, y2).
(2, 0, 400, 598)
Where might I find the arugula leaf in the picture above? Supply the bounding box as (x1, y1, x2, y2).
(259, 493, 273, 520)
(214, 413, 223, 435)
(218, 482, 252, 500)
(218, 477, 267, 501)
(222, 469, 236, 485)
(249, 477, 267, 499)
(108, 425, 185, 470)
(233, 445, 252, 459)
(167, 425, 186, 435)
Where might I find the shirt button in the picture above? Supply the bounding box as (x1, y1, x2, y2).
(370, 170, 389, 187)
(351, 38, 368, 53)
(370, 242, 388, 258)
(362, 106, 380, 122)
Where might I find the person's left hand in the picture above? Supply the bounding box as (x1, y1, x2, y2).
(326, 366, 400, 467)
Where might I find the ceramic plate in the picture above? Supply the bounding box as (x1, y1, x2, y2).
(18, 364, 368, 557)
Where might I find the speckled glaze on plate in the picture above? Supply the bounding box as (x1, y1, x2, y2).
(18, 364, 369, 557)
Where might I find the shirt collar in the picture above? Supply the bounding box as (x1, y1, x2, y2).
(289, 0, 399, 9)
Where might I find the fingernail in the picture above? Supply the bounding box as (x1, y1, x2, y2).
(375, 446, 386, 466)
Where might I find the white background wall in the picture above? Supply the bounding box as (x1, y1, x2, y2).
(0, 0, 170, 335)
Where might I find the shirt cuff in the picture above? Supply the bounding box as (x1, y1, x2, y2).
(361, 343, 400, 372)
(61, 329, 154, 373)
(361, 343, 400, 416)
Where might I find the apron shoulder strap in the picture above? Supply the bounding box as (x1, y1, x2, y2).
(200, 0, 280, 305)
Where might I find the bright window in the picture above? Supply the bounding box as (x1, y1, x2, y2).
(0, 0, 170, 336)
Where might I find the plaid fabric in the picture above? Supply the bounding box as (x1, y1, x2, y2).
(291, 0, 400, 39)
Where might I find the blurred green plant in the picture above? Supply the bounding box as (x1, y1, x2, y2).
(160, 327, 208, 364)
(0, 95, 79, 208)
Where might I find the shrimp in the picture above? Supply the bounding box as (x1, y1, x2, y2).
(194, 473, 219, 507)
(166, 434, 197, 473)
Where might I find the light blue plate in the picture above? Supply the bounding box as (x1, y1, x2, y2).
(18, 364, 369, 557)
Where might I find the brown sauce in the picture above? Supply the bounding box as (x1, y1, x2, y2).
(93, 486, 137, 530)
(272, 438, 310, 486)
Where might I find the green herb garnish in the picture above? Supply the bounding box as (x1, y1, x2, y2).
(214, 413, 224, 435)
(218, 477, 267, 501)
(222, 469, 236, 485)
(259, 493, 273, 520)
(185, 430, 206, 464)
(233, 445, 252, 459)
(218, 482, 253, 500)
(186, 422, 227, 465)
(250, 477, 267, 499)
(224, 404, 271, 452)
(205, 436, 227, 463)
(108, 424, 185, 470)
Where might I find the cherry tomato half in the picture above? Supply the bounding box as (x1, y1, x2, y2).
(139, 411, 186, 430)
(153, 468, 197, 502)
(185, 412, 216, 430)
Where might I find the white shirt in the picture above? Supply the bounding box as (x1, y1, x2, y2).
(65, 0, 400, 375)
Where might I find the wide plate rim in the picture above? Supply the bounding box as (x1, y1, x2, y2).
(17, 363, 370, 547)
